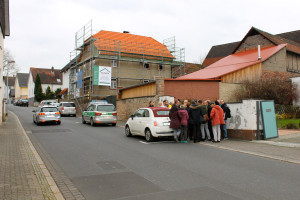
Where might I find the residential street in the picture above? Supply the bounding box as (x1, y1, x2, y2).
(8, 105, 300, 200)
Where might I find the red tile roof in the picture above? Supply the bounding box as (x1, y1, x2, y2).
(177, 44, 286, 80)
(92, 30, 174, 59)
(58, 88, 68, 95)
(30, 67, 62, 85)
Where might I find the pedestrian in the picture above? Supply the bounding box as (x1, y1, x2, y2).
(163, 100, 169, 108)
(148, 100, 154, 107)
(210, 101, 225, 143)
(178, 105, 189, 143)
(169, 104, 181, 142)
(183, 100, 188, 108)
(188, 100, 203, 143)
(200, 100, 211, 141)
(206, 100, 214, 140)
(220, 100, 231, 140)
(158, 102, 163, 107)
(185, 101, 193, 141)
(176, 99, 181, 108)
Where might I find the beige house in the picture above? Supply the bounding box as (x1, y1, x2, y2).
(14, 73, 28, 100)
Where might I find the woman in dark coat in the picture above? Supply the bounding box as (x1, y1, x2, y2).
(169, 104, 181, 142)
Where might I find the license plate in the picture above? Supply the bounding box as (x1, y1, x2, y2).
(103, 115, 111, 118)
(163, 122, 170, 126)
(46, 115, 54, 118)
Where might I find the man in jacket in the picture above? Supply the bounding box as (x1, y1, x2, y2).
(220, 100, 231, 140)
(188, 100, 203, 143)
(206, 100, 214, 140)
(210, 101, 225, 142)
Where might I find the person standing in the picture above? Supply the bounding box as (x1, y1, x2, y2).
(200, 100, 211, 141)
(169, 104, 181, 142)
(185, 101, 193, 141)
(188, 100, 202, 143)
(179, 105, 189, 143)
(210, 101, 225, 142)
(220, 100, 231, 140)
(206, 100, 214, 140)
(148, 100, 154, 107)
(163, 100, 169, 108)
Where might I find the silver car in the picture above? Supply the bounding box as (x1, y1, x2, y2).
(33, 106, 61, 125)
(82, 103, 117, 126)
(58, 102, 76, 117)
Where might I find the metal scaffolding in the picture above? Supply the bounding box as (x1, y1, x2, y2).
(68, 21, 185, 106)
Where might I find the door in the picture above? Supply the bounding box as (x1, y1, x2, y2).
(261, 101, 278, 139)
(137, 109, 150, 134)
(130, 109, 144, 134)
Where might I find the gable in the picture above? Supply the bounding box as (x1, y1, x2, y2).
(30, 68, 62, 85)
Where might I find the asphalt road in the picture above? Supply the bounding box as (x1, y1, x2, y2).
(9, 105, 300, 200)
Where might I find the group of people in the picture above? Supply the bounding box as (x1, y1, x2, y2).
(149, 99, 231, 143)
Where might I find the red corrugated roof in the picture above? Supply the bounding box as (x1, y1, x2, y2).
(92, 30, 174, 59)
(177, 44, 286, 80)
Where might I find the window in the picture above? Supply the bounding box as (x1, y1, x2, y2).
(134, 109, 145, 117)
(111, 58, 117, 67)
(63, 103, 76, 107)
(144, 63, 150, 69)
(143, 79, 150, 83)
(41, 107, 58, 112)
(97, 105, 116, 112)
(159, 64, 164, 71)
(111, 78, 117, 89)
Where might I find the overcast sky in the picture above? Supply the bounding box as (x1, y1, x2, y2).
(5, 0, 300, 73)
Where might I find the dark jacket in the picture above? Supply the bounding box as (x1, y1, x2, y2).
(169, 110, 181, 129)
(221, 103, 231, 120)
(188, 104, 203, 124)
(207, 103, 212, 120)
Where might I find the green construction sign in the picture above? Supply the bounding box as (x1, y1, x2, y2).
(93, 65, 111, 86)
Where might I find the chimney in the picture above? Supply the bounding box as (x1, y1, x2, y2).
(123, 31, 130, 34)
(258, 45, 261, 60)
(51, 66, 54, 74)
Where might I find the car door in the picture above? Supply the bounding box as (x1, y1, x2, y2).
(84, 105, 92, 122)
(130, 109, 144, 134)
(137, 109, 150, 134)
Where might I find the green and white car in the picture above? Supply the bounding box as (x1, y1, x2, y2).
(82, 103, 117, 126)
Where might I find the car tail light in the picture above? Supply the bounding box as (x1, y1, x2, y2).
(154, 121, 158, 126)
(39, 113, 45, 115)
(75, 107, 77, 110)
(55, 112, 60, 115)
(112, 112, 117, 116)
(61, 107, 64, 110)
(95, 112, 102, 116)
(42, 102, 44, 106)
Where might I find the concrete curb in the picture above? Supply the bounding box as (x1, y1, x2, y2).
(10, 111, 65, 200)
(200, 142, 300, 165)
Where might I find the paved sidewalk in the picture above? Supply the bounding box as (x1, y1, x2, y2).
(117, 121, 300, 165)
(0, 112, 64, 200)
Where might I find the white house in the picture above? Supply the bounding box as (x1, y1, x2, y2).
(28, 67, 62, 105)
(0, 0, 10, 124)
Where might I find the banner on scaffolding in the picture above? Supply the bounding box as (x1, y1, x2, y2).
(93, 65, 111, 86)
(77, 71, 83, 89)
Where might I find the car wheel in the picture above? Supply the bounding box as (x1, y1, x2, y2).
(82, 116, 86, 124)
(112, 123, 116, 126)
(57, 121, 61, 125)
(125, 125, 132, 137)
(33, 116, 36, 124)
(145, 128, 154, 142)
(90, 118, 95, 126)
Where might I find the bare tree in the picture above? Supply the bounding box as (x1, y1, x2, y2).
(3, 49, 19, 77)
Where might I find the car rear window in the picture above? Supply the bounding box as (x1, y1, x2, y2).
(41, 107, 58, 112)
(153, 110, 169, 117)
(63, 103, 75, 107)
(43, 102, 52, 105)
(97, 105, 116, 112)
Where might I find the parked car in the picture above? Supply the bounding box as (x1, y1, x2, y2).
(58, 102, 76, 116)
(82, 103, 117, 126)
(50, 102, 60, 107)
(14, 99, 22, 106)
(19, 99, 28, 107)
(87, 100, 108, 107)
(32, 106, 61, 125)
(39, 100, 57, 107)
(125, 107, 173, 142)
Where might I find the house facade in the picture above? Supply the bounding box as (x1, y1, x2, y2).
(28, 67, 62, 105)
(0, 0, 10, 124)
(14, 73, 28, 99)
(63, 27, 183, 110)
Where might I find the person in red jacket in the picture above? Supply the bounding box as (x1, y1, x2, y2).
(178, 105, 189, 143)
(210, 101, 225, 142)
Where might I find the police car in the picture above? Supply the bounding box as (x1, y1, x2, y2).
(82, 102, 117, 126)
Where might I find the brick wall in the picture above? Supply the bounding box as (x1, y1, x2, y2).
(236, 34, 274, 53)
(262, 47, 287, 72)
(164, 80, 219, 101)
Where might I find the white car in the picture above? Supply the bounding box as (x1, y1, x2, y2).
(125, 107, 173, 142)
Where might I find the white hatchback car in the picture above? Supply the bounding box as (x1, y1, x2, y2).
(125, 107, 173, 142)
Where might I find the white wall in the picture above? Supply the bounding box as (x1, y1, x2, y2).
(291, 77, 300, 106)
(0, 28, 3, 124)
(41, 84, 62, 94)
(227, 99, 263, 130)
(62, 70, 69, 90)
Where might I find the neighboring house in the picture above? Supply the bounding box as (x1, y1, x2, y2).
(203, 27, 300, 67)
(166, 27, 300, 102)
(172, 62, 203, 78)
(0, 0, 10, 124)
(64, 28, 181, 108)
(3, 76, 15, 99)
(28, 67, 62, 105)
(14, 73, 29, 99)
